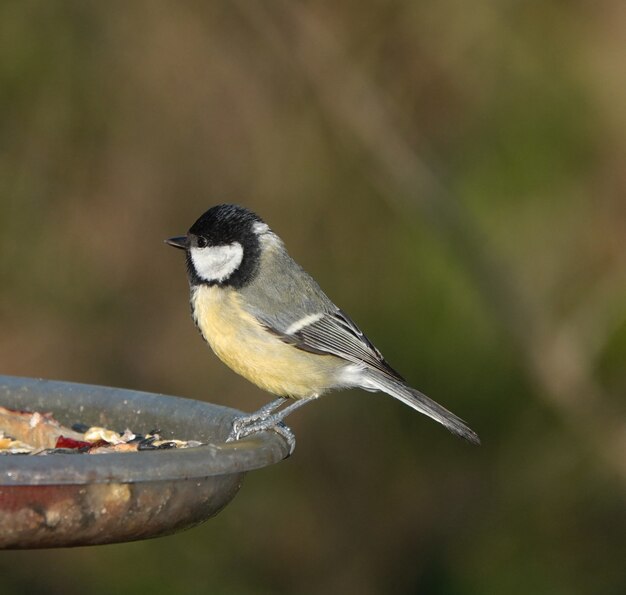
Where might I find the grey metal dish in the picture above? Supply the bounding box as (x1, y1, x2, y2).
(0, 375, 292, 549)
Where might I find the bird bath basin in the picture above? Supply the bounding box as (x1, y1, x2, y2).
(0, 375, 292, 549)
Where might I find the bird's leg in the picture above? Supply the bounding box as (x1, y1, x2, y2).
(227, 395, 318, 443)
(248, 397, 288, 420)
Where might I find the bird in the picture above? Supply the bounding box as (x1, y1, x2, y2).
(166, 204, 479, 445)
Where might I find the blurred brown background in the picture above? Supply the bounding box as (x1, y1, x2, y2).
(1, 2, 625, 594)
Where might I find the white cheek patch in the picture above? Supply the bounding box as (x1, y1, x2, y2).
(190, 242, 244, 282)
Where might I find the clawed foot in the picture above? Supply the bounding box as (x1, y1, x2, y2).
(227, 413, 277, 441)
(227, 415, 294, 448)
(226, 397, 286, 441)
(226, 415, 296, 456)
(225, 396, 317, 456)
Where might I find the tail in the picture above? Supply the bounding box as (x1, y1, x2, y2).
(364, 372, 480, 445)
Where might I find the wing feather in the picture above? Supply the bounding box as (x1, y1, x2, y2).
(270, 308, 404, 381)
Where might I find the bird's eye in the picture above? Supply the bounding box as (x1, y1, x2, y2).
(196, 237, 208, 248)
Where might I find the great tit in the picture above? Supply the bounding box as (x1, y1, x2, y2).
(166, 204, 479, 445)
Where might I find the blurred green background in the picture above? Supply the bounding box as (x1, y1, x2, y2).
(1, 2, 625, 594)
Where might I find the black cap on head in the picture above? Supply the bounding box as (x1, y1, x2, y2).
(189, 204, 263, 246)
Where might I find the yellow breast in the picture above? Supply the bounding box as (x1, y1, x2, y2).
(191, 285, 342, 398)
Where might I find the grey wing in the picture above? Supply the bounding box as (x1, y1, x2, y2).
(285, 308, 405, 381)
(239, 242, 402, 380)
(251, 299, 404, 381)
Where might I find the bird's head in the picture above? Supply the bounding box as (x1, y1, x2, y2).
(166, 204, 270, 288)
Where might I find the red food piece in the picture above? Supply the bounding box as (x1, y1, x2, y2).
(87, 439, 111, 452)
(55, 436, 92, 449)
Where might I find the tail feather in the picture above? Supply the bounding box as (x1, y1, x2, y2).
(365, 373, 480, 445)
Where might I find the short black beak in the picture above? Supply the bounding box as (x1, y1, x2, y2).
(165, 235, 188, 250)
